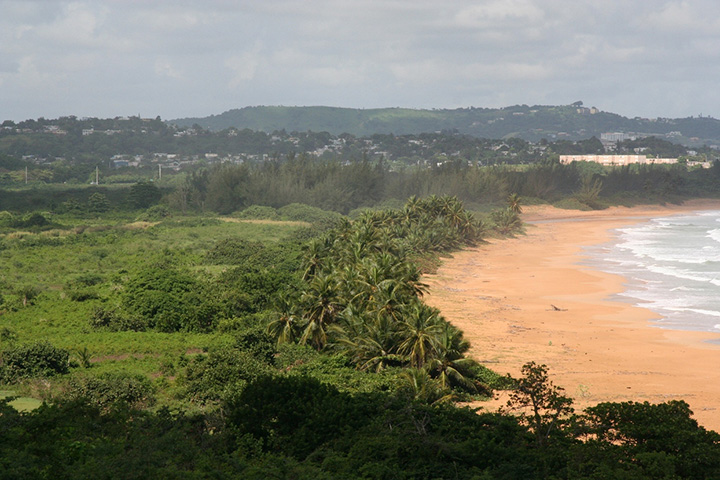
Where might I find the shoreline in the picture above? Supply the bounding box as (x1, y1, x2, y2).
(424, 200, 720, 431)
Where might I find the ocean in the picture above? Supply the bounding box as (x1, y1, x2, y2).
(585, 210, 720, 333)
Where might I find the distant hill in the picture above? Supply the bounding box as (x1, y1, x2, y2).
(171, 105, 720, 146)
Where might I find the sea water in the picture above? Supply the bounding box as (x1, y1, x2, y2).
(585, 210, 720, 333)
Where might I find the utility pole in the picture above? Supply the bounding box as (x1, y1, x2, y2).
(25, 166, 28, 184)
(95, 166, 99, 185)
(158, 164, 162, 180)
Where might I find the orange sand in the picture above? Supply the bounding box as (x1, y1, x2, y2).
(424, 200, 720, 431)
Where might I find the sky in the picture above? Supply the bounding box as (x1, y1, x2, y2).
(2, 0, 720, 122)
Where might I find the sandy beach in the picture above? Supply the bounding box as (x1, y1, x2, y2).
(424, 200, 720, 432)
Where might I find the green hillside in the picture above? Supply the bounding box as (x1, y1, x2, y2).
(171, 105, 720, 146)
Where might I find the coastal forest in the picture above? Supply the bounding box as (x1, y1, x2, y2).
(1, 116, 720, 478)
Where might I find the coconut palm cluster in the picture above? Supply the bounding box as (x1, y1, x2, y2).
(269, 195, 490, 396)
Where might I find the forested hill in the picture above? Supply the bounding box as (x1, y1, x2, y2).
(171, 105, 720, 146)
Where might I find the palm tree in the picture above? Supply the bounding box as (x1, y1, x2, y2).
(333, 307, 404, 372)
(398, 303, 444, 369)
(427, 324, 490, 395)
(267, 298, 302, 346)
(399, 368, 456, 404)
(403, 195, 422, 222)
(302, 237, 330, 281)
(299, 273, 343, 350)
(507, 193, 522, 214)
(492, 208, 522, 235)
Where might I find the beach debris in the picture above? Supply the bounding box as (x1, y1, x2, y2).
(549, 304, 567, 311)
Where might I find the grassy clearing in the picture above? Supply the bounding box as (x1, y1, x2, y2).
(0, 213, 307, 405)
(0, 389, 43, 411)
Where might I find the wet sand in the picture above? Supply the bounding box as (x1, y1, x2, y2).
(424, 200, 720, 431)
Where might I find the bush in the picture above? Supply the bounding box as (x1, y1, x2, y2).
(66, 288, 100, 302)
(277, 203, 343, 224)
(224, 375, 380, 458)
(183, 346, 274, 403)
(11, 212, 51, 229)
(204, 238, 267, 265)
(62, 372, 155, 411)
(87, 192, 110, 213)
(235, 205, 280, 220)
(21, 212, 50, 227)
(234, 327, 277, 364)
(69, 273, 104, 287)
(122, 267, 219, 332)
(89, 306, 146, 332)
(0, 211, 14, 227)
(136, 204, 170, 221)
(491, 208, 522, 235)
(129, 181, 162, 209)
(219, 266, 299, 314)
(0, 341, 70, 381)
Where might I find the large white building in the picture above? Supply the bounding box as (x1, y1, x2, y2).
(600, 132, 636, 142)
(559, 154, 678, 166)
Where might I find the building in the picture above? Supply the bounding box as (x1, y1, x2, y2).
(559, 155, 679, 166)
(600, 132, 636, 142)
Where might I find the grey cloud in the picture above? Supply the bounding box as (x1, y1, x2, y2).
(1, 0, 720, 121)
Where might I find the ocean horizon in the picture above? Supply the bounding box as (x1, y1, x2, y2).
(585, 209, 720, 334)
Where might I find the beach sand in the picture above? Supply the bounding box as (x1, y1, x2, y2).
(424, 200, 720, 431)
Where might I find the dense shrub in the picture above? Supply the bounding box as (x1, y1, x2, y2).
(69, 273, 104, 287)
(87, 192, 110, 213)
(235, 205, 281, 220)
(220, 266, 299, 315)
(234, 327, 277, 364)
(0, 341, 70, 381)
(66, 288, 100, 302)
(225, 375, 381, 458)
(129, 181, 162, 209)
(61, 372, 156, 411)
(0, 210, 14, 226)
(183, 345, 274, 403)
(89, 306, 146, 332)
(122, 266, 220, 332)
(204, 238, 268, 265)
(19, 212, 50, 228)
(278, 203, 344, 224)
(136, 204, 170, 221)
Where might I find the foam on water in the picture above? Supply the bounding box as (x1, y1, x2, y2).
(585, 210, 720, 332)
(708, 228, 720, 245)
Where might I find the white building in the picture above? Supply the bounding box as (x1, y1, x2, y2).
(559, 155, 679, 166)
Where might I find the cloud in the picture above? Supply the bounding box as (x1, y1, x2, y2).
(1, 0, 720, 120)
(454, 0, 545, 28)
(226, 46, 262, 88)
(155, 58, 182, 80)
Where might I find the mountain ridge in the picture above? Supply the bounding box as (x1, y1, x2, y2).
(171, 105, 720, 146)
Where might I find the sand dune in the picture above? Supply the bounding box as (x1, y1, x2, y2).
(424, 200, 720, 431)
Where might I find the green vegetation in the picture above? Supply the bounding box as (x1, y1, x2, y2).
(1, 116, 720, 476)
(0, 190, 717, 477)
(0, 363, 718, 478)
(264, 195, 492, 398)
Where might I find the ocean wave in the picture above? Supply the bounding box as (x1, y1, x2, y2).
(665, 307, 720, 318)
(619, 246, 720, 264)
(708, 228, 720, 245)
(597, 211, 720, 333)
(669, 285, 700, 292)
(645, 264, 720, 285)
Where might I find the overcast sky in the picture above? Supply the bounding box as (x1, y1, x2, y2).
(2, 0, 720, 122)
